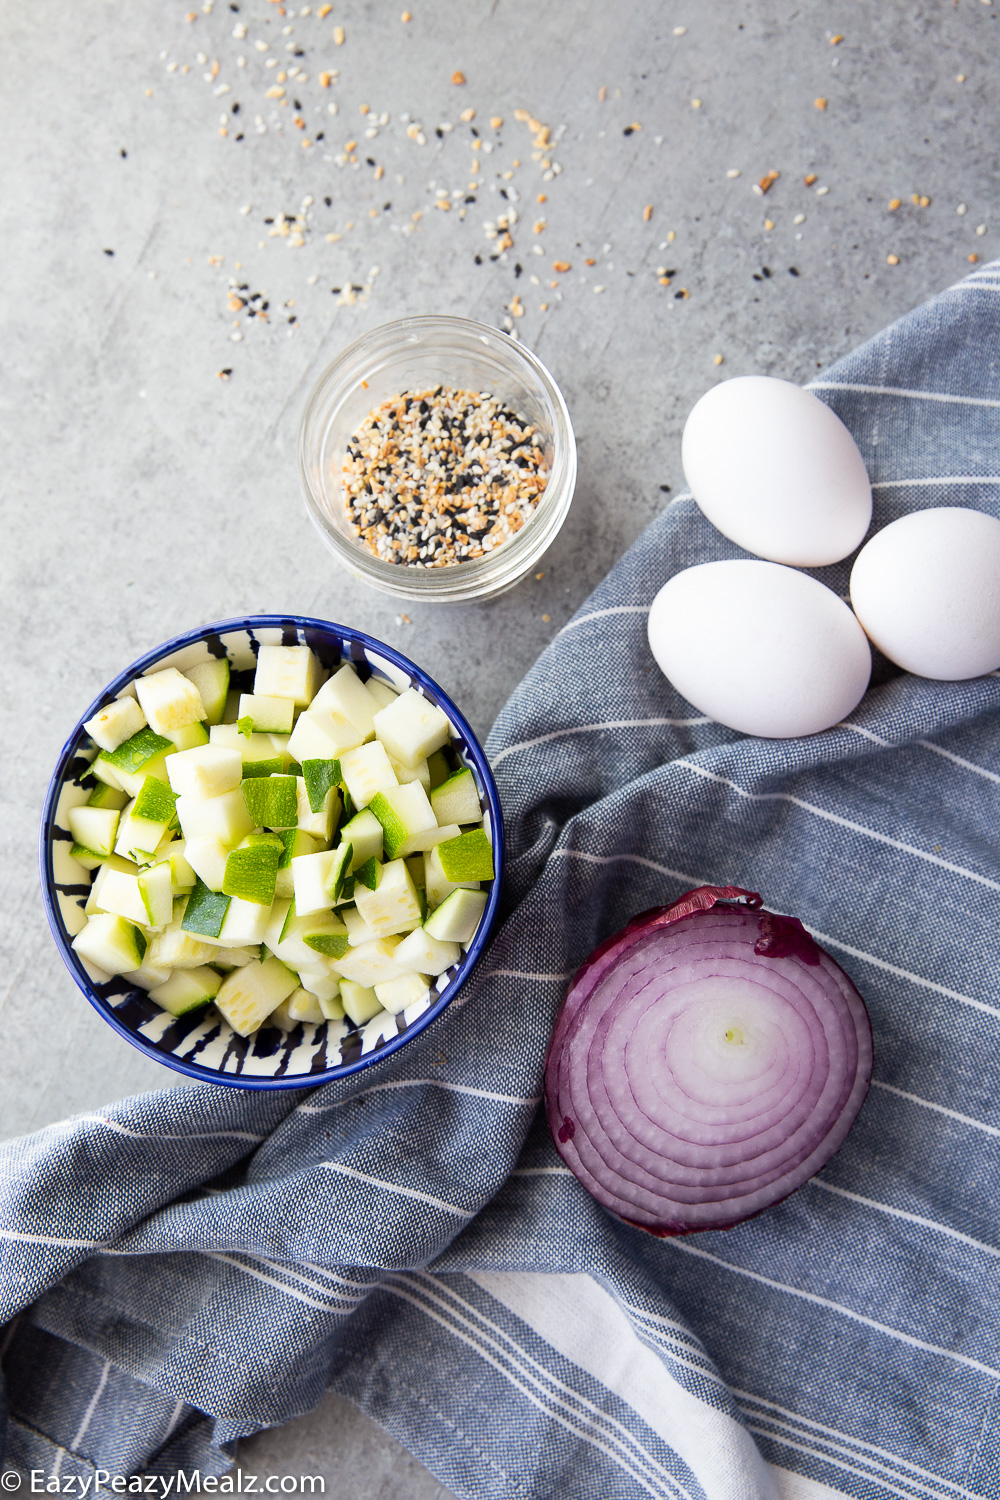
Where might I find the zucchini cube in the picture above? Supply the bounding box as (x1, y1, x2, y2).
(353, 857, 422, 939)
(68, 804, 120, 860)
(338, 742, 398, 809)
(72, 914, 146, 977)
(183, 835, 230, 893)
(241, 774, 299, 830)
(310, 664, 380, 740)
(372, 689, 451, 768)
(287, 707, 363, 764)
(424, 887, 488, 944)
(175, 787, 254, 847)
(430, 768, 482, 827)
(339, 979, 383, 1026)
(167, 744, 242, 800)
(334, 936, 405, 987)
(214, 955, 297, 1035)
(436, 828, 495, 883)
(223, 839, 280, 905)
(237, 693, 295, 734)
(253, 644, 324, 706)
(184, 658, 229, 725)
(375, 971, 431, 1016)
(149, 965, 221, 1017)
(393, 926, 461, 976)
(84, 696, 147, 753)
(135, 667, 206, 736)
(91, 866, 148, 926)
(369, 782, 438, 860)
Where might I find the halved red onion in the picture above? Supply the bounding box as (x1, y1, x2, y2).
(544, 887, 872, 1235)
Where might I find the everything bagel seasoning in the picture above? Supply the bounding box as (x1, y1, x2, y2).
(342, 386, 549, 566)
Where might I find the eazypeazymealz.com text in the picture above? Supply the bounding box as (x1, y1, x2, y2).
(17, 1474, 324, 1495)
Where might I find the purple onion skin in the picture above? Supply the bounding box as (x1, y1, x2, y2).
(545, 887, 873, 1238)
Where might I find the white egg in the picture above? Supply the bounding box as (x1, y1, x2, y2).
(682, 376, 872, 566)
(850, 507, 1000, 679)
(648, 560, 871, 738)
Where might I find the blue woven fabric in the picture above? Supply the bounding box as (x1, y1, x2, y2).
(4, 261, 1000, 1499)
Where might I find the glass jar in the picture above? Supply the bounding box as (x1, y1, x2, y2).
(298, 314, 577, 603)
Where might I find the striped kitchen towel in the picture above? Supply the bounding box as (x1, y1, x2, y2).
(4, 259, 1000, 1500)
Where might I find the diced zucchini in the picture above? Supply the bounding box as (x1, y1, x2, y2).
(210, 723, 280, 763)
(436, 828, 495, 883)
(287, 707, 362, 764)
(183, 835, 230, 893)
(162, 721, 210, 752)
(223, 837, 280, 905)
(323, 841, 353, 902)
(212, 945, 260, 968)
(274, 827, 320, 897)
(339, 979, 383, 1026)
(104, 726, 173, 778)
(302, 907, 350, 958)
(122, 958, 174, 992)
(138, 861, 173, 929)
(341, 809, 383, 869)
(375, 971, 431, 1016)
(310, 663, 380, 740)
(388, 755, 432, 791)
(214, 955, 297, 1035)
(135, 667, 206, 736)
(72, 914, 146, 976)
(341, 904, 377, 947)
(86, 780, 128, 812)
(338, 741, 398, 809)
(184, 657, 230, 725)
(319, 992, 346, 1021)
(353, 858, 422, 939)
(295, 778, 339, 841)
(424, 844, 479, 908)
(68, 805, 120, 861)
(91, 752, 126, 792)
(353, 854, 378, 891)
(424, 887, 489, 944)
(216, 895, 272, 947)
(364, 678, 399, 710)
(430, 768, 481, 827)
(182, 878, 231, 938)
(69, 844, 110, 871)
(369, 782, 439, 860)
(167, 744, 242, 799)
(237, 693, 295, 734)
(334, 935, 405, 986)
(91, 866, 148, 925)
(85, 854, 139, 914)
(150, 965, 222, 1017)
(372, 688, 451, 768)
(287, 986, 328, 1021)
(175, 786, 254, 847)
(253, 644, 324, 706)
(393, 926, 461, 976)
(301, 758, 340, 814)
(241, 774, 299, 830)
(162, 840, 197, 892)
(148, 919, 220, 970)
(291, 848, 339, 915)
(84, 696, 147, 753)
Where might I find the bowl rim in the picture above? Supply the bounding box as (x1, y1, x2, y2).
(38, 613, 505, 1092)
(296, 313, 577, 603)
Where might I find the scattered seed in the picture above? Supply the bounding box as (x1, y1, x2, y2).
(333, 25, 344, 43)
(886, 253, 900, 265)
(814, 97, 827, 110)
(552, 260, 571, 272)
(804, 173, 817, 186)
(830, 33, 844, 43)
(452, 70, 466, 85)
(343, 388, 549, 569)
(643, 203, 653, 221)
(888, 198, 901, 211)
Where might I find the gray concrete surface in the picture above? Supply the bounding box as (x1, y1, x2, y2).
(3, 0, 997, 1491)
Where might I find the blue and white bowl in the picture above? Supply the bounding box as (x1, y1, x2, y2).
(40, 615, 504, 1090)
